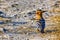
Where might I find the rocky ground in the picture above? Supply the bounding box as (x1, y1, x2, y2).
(0, 0, 60, 40)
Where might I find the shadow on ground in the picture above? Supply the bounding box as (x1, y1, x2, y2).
(45, 30, 58, 33)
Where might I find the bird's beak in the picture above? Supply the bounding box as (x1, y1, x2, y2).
(42, 11, 47, 13)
